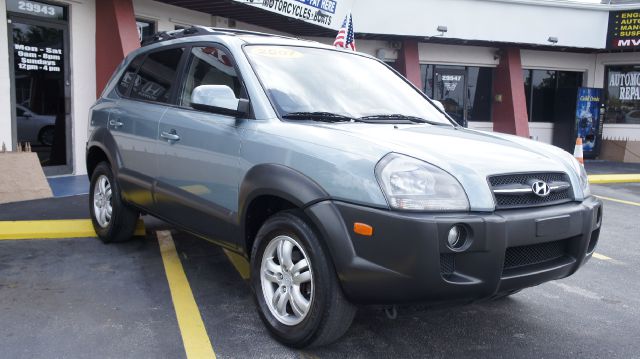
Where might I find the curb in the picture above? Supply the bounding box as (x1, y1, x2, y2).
(588, 174, 640, 184)
(0, 219, 146, 240)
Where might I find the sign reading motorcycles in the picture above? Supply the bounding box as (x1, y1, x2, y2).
(14, 43, 62, 72)
(607, 10, 640, 49)
(234, 0, 343, 28)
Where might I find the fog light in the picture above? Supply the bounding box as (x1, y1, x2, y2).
(447, 225, 467, 250)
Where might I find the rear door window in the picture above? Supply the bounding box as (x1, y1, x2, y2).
(130, 47, 184, 103)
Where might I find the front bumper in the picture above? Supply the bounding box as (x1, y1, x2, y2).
(304, 196, 602, 305)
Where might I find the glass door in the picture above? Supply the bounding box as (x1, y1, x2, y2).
(433, 66, 466, 127)
(8, 9, 71, 175)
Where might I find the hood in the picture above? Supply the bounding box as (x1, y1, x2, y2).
(312, 122, 567, 172)
(286, 122, 580, 211)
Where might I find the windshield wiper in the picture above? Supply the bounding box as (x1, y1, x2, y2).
(358, 114, 451, 126)
(282, 111, 356, 123)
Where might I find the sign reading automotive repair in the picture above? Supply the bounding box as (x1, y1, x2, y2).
(607, 9, 640, 49)
(234, 0, 346, 28)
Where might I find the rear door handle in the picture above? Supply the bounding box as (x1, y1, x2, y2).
(109, 119, 124, 128)
(161, 130, 180, 142)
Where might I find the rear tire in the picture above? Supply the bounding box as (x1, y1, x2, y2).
(89, 162, 139, 243)
(250, 210, 356, 348)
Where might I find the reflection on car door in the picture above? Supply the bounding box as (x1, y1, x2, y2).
(155, 45, 245, 247)
(110, 47, 184, 208)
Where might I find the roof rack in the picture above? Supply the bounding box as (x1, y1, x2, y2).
(141, 25, 298, 46)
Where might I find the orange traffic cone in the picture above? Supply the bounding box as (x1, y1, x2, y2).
(573, 137, 584, 165)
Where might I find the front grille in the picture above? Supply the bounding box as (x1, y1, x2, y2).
(489, 172, 573, 209)
(503, 239, 568, 271)
(440, 254, 455, 274)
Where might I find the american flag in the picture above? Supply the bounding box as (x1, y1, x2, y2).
(333, 13, 356, 51)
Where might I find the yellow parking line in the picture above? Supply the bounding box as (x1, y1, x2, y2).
(0, 219, 145, 240)
(157, 230, 216, 359)
(594, 195, 640, 207)
(223, 249, 250, 280)
(588, 174, 640, 184)
(592, 253, 612, 261)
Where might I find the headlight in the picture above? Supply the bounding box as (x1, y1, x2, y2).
(577, 160, 591, 197)
(559, 150, 591, 197)
(375, 153, 469, 211)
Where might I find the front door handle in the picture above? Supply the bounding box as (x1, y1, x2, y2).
(109, 119, 124, 128)
(161, 130, 180, 143)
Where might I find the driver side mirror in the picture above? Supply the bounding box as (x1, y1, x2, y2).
(191, 85, 249, 118)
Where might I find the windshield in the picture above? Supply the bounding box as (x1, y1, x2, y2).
(244, 45, 453, 125)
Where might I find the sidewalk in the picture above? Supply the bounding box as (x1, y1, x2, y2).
(584, 160, 640, 175)
(0, 195, 89, 221)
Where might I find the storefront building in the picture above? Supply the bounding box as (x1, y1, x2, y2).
(0, 0, 639, 176)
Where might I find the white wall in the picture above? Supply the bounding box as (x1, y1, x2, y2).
(67, 0, 96, 175)
(133, 0, 213, 31)
(352, 0, 610, 49)
(0, 1, 11, 150)
(419, 43, 499, 67)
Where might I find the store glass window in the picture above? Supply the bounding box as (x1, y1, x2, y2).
(604, 65, 640, 124)
(522, 69, 584, 122)
(467, 67, 493, 122)
(531, 70, 557, 122)
(136, 18, 156, 44)
(421, 64, 494, 124)
(130, 48, 184, 103)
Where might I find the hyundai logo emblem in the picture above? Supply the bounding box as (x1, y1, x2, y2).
(531, 180, 551, 197)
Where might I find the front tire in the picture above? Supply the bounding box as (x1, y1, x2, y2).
(250, 210, 356, 348)
(89, 162, 139, 243)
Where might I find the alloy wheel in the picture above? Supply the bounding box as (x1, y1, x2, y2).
(260, 235, 314, 326)
(93, 174, 113, 228)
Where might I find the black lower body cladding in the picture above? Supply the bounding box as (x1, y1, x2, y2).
(304, 196, 602, 305)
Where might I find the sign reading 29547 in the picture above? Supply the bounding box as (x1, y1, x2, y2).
(6, 0, 66, 20)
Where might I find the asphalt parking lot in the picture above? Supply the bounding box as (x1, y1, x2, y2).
(1, 183, 639, 358)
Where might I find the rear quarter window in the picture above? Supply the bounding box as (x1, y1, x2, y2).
(116, 55, 145, 96)
(129, 47, 184, 103)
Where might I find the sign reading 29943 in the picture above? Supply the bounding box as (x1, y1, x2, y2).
(7, 0, 65, 20)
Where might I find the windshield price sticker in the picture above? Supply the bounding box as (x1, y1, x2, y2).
(250, 47, 304, 59)
(7, 0, 66, 20)
(14, 43, 62, 72)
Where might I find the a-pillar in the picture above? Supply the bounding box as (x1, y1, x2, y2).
(492, 47, 529, 137)
(396, 39, 422, 89)
(95, 0, 139, 97)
